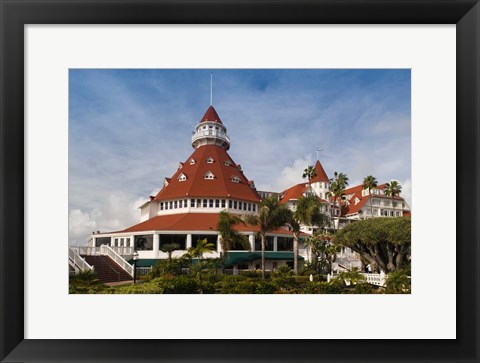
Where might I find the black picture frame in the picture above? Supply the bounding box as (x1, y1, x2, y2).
(1, 1, 479, 362)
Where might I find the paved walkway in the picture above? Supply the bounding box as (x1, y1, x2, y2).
(104, 280, 134, 287)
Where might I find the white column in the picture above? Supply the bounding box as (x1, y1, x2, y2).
(217, 234, 222, 254)
(153, 234, 160, 258)
(110, 236, 115, 247)
(91, 237, 96, 248)
(186, 234, 192, 250)
(130, 235, 135, 248)
(249, 234, 255, 251)
(273, 236, 278, 252)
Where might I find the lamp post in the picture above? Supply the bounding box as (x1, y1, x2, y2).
(132, 251, 139, 284)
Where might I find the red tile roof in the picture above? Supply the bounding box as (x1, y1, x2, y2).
(120, 212, 292, 235)
(155, 144, 262, 203)
(200, 105, 223, 124)
(310, 160, 329, 183)
(341, 183, 406, 216)
(279, 183, 308, 203)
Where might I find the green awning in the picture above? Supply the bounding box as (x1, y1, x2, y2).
(129, 252, 303, 268)
(224, 251, 303, 268)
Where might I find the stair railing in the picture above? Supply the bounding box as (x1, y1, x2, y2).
(68, 247, 94, 273)
(100, 245, 134, 277)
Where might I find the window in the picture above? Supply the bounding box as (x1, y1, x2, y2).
(189, 159, 196, 165)
(253, 204, 257, 212)
(209, 199, 214, 208)
(184, 199, 188, 208)
(243, 202, 247, 210)
(221, 199, 226, 208)
(178, 162, 183, 169)
(204, 171, 215, 179)
(191, 199, 196, 207)
(160, 202, 164, 210)
(248, 203, 251, 211)
(114, 238, 118, 246)
(159, 234, 187, 250)
(197, 199, 201, 207)
(174, 201, 178, 209)
(206, 156, 214, 163)
(191, 234, 218, 250)
(135, 235, 153, 251)
(231, 175, 241, 183)
(178, 173, 187, 181)
(126, 238, 130, 246)
(224, 160, 232, 166)
(228, 200, 232, 208)
(169, 201, 173, 209)
(215, 199, 219, 208)
(203, 199, 208, 208)
(277, 237, 293, 251)
(234, 201, 238, 209)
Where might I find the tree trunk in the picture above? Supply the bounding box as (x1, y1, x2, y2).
(293, 232, 299, 275)
(261, 234, 266, 279)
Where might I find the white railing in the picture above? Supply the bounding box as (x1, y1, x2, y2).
(110, 246, 133, 256)
(100, 245, 134, 277)
(192, 130, 230, 143)
(361, 272, 387, 286)
(71, 245, 133, 256)
(136, 267, 152, 276)
(68, 247, 94, 273)
(327, 272, 387, 287)
(70, 246, 103, 256)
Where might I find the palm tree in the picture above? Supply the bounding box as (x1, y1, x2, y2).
(362, 175, 378, 218)
(327, 172, 349, 232)
(288, 194, 330, 275)
(384, 180, 402, 217)
(244, 195, 291, 279)
(187, 238, 215, 261)
(216, 211, 250, 272)
(302, 165, 317, 195)
(160, 243, 180, 263)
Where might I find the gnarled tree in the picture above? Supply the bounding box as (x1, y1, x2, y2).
(333, 217, 411, 273)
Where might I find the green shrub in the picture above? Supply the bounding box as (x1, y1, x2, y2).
(114, 281, 164, 294)
(352, 283, 374, 294)
(161, 276, 200, 294)
(255, 280, 277, 294)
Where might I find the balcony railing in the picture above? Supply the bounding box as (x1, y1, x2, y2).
(192, 130, 230, 143)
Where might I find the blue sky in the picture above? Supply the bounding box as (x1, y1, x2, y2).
(69, 69, 411, 244)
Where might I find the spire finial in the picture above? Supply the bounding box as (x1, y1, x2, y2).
(210, 72, 213, 106)
(316, 147, 324, 161)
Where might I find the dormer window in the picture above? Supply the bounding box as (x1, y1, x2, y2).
(206, 156, 214, 164)
(189, 159, 196, 165)
(231, 175, 241, 183)
(237, 164, 242, 171)
(178, 162, 184, 169)
(204, 171, 215, 180)
(178, 173, 187, 182)
(164, 178, 171, 187)
(355, 197, 360, 205)
(248, 180, 256, 189)
(224, 160, 232, 166)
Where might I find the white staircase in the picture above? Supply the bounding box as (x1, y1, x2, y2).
(69, 247, 94, 274)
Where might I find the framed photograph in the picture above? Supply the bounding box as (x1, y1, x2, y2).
(1, 1, 478, 362)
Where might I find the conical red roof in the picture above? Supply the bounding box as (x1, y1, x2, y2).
(155, 144, 261, 202)
(310, 160, 329, 183)
(200, 105, 223, 124)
